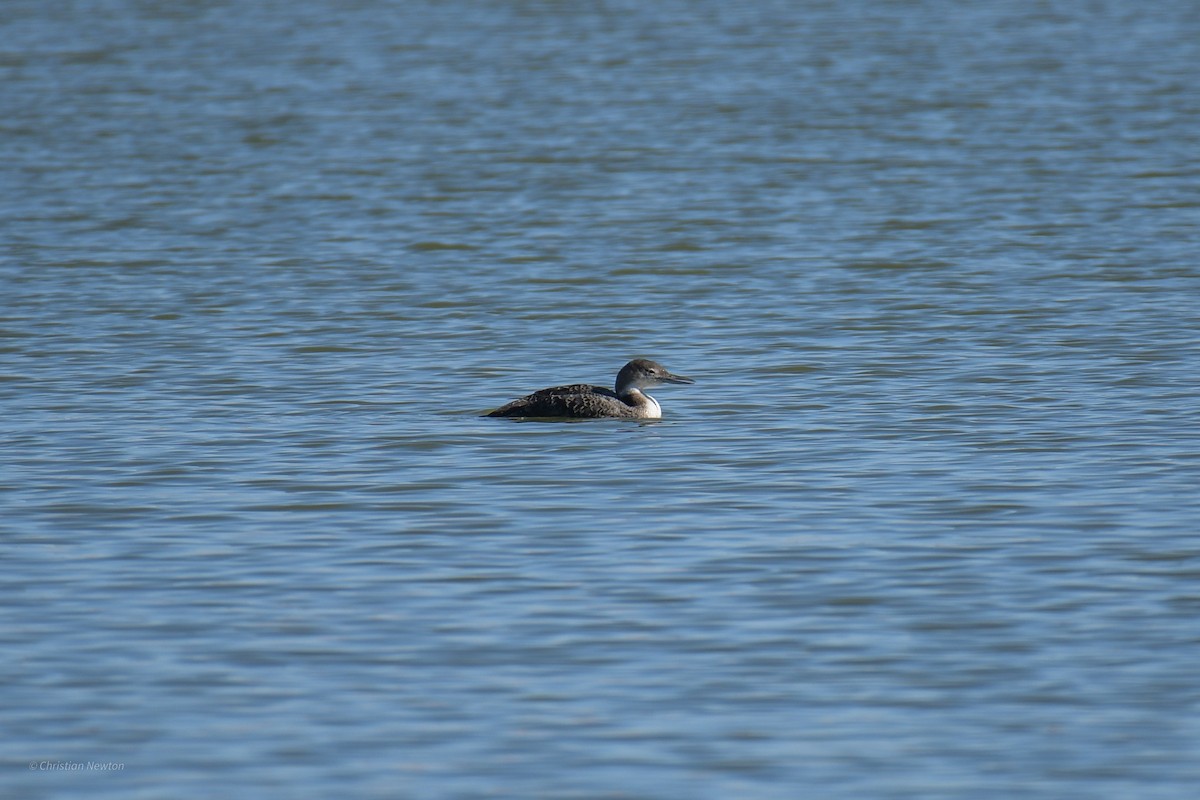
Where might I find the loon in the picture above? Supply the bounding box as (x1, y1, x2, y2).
(485, 359, 694, 419)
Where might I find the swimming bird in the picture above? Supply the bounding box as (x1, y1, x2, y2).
(484, 359, 694, 419)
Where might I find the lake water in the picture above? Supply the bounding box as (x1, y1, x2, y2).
(3, 0, 1199, 797)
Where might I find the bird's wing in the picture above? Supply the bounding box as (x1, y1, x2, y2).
(486, 385, 618, 418)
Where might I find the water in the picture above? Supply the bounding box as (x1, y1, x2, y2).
(3, 0, 1199, 797)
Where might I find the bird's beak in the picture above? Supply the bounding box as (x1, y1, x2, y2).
(662, 372, 694, 385)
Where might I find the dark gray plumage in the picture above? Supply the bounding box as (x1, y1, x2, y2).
(484, 359, 694, 419)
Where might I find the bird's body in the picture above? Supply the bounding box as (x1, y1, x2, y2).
(484, 359, 694, 419)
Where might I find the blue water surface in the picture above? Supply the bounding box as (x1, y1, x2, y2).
(3, 1, 1199, 797)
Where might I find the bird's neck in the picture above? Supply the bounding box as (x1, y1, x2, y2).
(620, 387, 661, 419)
